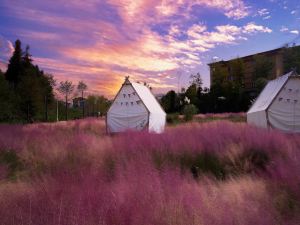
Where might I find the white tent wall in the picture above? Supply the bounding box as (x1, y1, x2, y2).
(247, 110, 268, 128)
(107, 78, 166, 133)
(132, 82, 166, 133)
(107, 84, 149, 133)
(247, 72, 291, 114)
(131, 82, 166, 115)
(268, 77, 300, 132)
(247, 71, 300, 132)
(149, 113, 166, 133)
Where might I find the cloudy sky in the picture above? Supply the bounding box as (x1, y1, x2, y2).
(0, 0, 300, 97)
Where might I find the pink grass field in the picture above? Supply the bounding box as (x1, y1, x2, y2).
(0, 118, 300, 225)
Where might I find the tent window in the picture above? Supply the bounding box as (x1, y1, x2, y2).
(287, 99, 290, 102)
(288, 89, 292, 92)
(131, 102, 134, 105)
(133, 92, 136, 96)
(128, 94, 131, 98)
(279, 97, 283, 101)
(121, 102, 123, 105)
(294, 100, 298, 104)
(126, 102, 128, 106)
(123, 94, 126, 98)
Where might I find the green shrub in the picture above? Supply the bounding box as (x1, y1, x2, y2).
(183, 104, 197, 121)
(166, 113, 179, 124)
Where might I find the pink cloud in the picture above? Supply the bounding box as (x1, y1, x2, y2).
(0, 36, 14, 71)
(1, 0, 272, 96)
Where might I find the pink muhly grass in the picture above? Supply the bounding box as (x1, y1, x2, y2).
(0, 118, 300, 224)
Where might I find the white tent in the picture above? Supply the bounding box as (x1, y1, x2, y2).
(247, 71, 300, 132)
(106, 77, 166, 133)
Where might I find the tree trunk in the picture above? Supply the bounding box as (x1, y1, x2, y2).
(65, 95, 68, 120)
(93, 103, 95, 117)
(27, 103, 30, 123)
(56, 99, 59, 122)
(82, 91, 84, 118)
(44, 96, 48, 122)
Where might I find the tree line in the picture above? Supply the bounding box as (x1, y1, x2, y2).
(0, 39, 110, 123)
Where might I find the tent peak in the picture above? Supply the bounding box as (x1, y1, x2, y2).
(123, 76, 131, 85)
(290, 69, 299, 77)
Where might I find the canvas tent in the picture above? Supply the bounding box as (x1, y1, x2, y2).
(247, 71, 300, 132)
(106, 77, 166, 133)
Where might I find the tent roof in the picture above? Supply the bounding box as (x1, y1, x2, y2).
(248, 71, 295, 114)
(131, 81, 166, 115)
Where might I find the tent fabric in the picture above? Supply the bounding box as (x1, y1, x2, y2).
(247, 71, 300, 133)
(107, 78, 166, 133)
(247, 110, 268, 128)
(131, 82, 165, 115)
(248, 71, 292, 113)
(268, 78, 300, 132)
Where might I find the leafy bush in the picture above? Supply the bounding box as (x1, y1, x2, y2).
(183, 104, 197, 121)
(166, 113, 179, 124)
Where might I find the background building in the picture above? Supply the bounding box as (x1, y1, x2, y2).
(73, 97, 86, 108)
(208, 48, 285, 91)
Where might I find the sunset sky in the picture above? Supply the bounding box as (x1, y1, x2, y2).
(1, 0, 300, 97)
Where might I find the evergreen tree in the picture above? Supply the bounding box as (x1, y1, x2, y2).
(0, 71, 18, 121)
(3, 40, 56, 122)
(5, 40, 23, 88)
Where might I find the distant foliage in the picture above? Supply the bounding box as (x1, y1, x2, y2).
(85, 95, 111, 117)
(160, 69, 252, 114)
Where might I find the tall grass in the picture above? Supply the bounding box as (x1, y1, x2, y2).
(0, 118, 299, 224)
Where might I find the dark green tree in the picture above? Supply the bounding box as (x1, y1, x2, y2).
(95, 95, 110, 116)
(185, 84, 198, 106)
(160, 90, 180, 113)
(16, 45, 54, 122)
(190, 72, 203, 90)
(183, 104, 197, 121)
(3, 40, 55, 122)
(283, 46, 300, 73)
(77, 81, 88, 118)
(0, 71, 18, 121)
(209, 64, 228, 112)
(253, 55, 274, 80)
(251, 55, 274, 95)
(5, 40, 23, 88)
